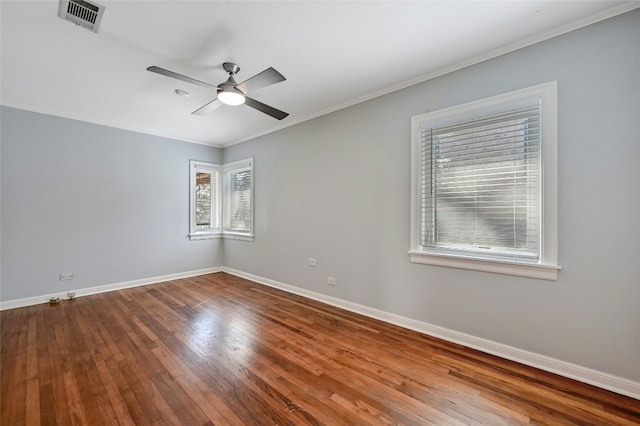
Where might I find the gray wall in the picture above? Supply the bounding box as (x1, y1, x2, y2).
(223, 10, 640, 381)
(1, 107, 222, 301)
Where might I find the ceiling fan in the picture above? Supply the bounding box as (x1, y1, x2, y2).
(147, 62, 289, 120)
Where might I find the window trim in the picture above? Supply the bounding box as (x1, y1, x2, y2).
(189, 160, 221, 240)
(222, 157, 255, 242)
(409, 81, 560, 280)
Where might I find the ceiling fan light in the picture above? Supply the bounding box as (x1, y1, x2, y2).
(218, 89, 245, 106)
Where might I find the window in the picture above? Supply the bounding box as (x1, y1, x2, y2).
(410, 82, 559, 280)
(189, 158, 254, 241)
(222, 158, 254, 240)
(189, 161, 220, 240)
(189, 158, 255, 241)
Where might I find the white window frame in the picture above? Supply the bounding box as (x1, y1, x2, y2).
(189, 160, 221, 240)
(409, 81, 560, 280)
(222, 158, 254, 242)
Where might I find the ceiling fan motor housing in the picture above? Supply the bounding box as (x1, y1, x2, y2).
(223, 62, 241, 76)
(218, 74, 245, 105)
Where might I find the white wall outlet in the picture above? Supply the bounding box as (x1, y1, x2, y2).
(59, 273, 74, 281)
(308, 258, 317, 266)
(327, 276, 336, 286)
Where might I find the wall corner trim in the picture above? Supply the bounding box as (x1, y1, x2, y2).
(0, 267, 223, 311)
(222, 267, 640, 400)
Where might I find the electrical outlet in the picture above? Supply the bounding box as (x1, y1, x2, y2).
(308, 258, 317, 266)
(327, 276, 336, 286)
(59, 273, 74, 281)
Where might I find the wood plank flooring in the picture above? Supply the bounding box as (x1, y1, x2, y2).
(2, 272, 639, 425)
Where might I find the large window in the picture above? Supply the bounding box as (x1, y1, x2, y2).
(410, 82, 559, 280)
(189, 158, 254, 241)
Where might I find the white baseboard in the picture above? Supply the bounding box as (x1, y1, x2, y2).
(222, 267, 640, 400)
(0, 267, 222, 311)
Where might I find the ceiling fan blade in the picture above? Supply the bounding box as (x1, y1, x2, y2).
(147, 66, 218, 90)
(236, 67, 286, 93)
(244, 96, 289, 120)
(192, 98, 223, 116)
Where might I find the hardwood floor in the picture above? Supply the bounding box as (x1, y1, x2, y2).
(2, 272, 639, 425)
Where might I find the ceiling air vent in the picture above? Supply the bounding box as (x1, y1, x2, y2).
(58, 0, 105, 33)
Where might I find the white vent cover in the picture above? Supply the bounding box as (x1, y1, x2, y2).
(58, 0, 105, 33)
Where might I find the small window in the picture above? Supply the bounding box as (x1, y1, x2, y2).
(223, 158, 254, 241)
(410, 82, 559, 280)
(189, 160, 220, 240)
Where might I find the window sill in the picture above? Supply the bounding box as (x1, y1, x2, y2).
(189, 232, 221, 241)
(222, 233, 254, 242)
(189, 232, 254, 242)
(408, 250, 560, 281)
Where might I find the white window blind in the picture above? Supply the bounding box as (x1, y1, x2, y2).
(223, 160, 253, 236)
(420, 104, 541, 262)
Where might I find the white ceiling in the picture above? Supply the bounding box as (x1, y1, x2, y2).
(2, 1, 637, 147)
